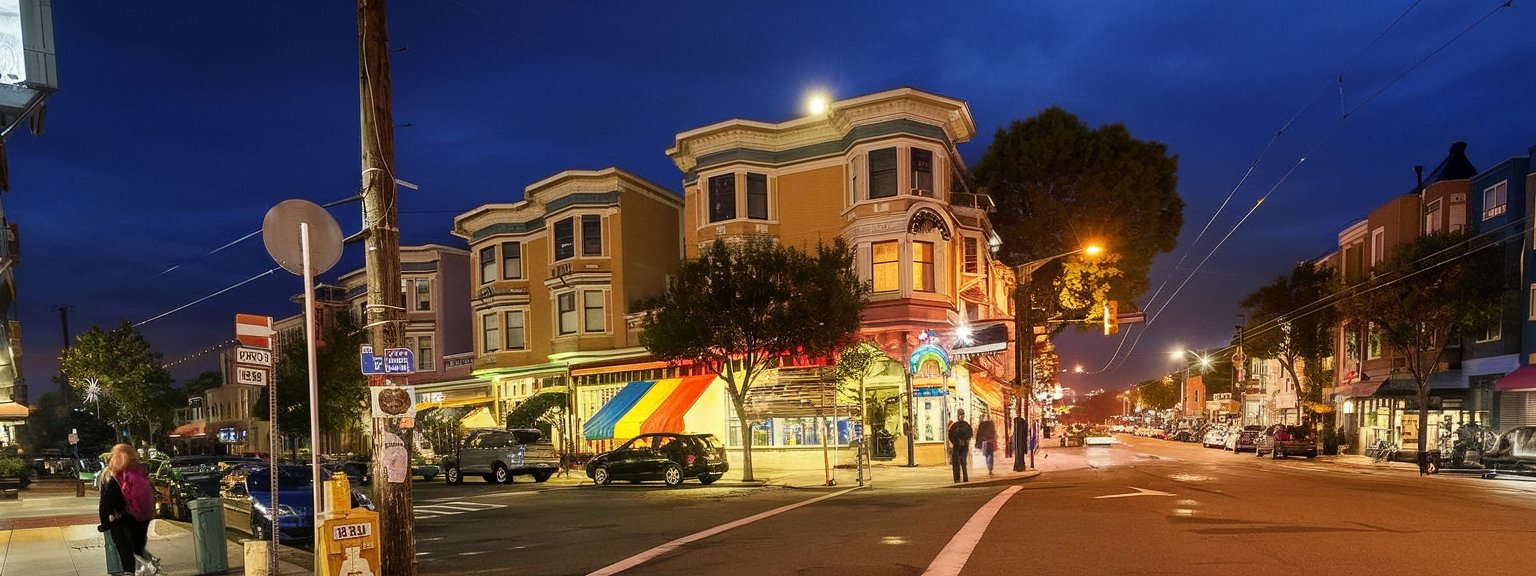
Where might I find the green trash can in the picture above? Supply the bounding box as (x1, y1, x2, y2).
(103, 528, 126, 574)
(189, 497, 229, 574)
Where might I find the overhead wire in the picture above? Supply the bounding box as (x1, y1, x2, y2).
(1093, 0, 1514, 376)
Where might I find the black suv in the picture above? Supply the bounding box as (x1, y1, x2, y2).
(586, 433, 728, 487)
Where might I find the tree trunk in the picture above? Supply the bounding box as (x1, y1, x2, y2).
(1417, 388, 1431, 474)
(736, 408, 755, 482)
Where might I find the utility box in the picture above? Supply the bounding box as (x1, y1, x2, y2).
(189, 497, 228, 574)
(319, 508, 380, 576)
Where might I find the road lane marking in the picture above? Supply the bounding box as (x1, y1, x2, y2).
(920, 486, 1023, 576)
(1095, 486, 1176, 499)
(586, 487, 862, 576)
(415, 501, 507, 519)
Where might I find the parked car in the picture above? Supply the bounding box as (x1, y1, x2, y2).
(412, 454, 440, 481)
(1201, 428, 1228, 448)
(1255, 425, 1317, 459)
(442, 428, 559, 485)
(587, 433, 728, 487)
(220, 464, 372, 543)
(1481, 426, 1536, 471)
(151, 455, 255, 520)
(1225, 427, 1263, 453)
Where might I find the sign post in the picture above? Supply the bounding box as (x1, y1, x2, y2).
(234, 314, 275, 572)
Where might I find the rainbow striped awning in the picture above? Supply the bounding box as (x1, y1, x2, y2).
(583, 375, 715, 441)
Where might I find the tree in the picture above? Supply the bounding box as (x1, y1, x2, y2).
(1130, 377, 1178, 410)
(57, 322, 178, 444)
(835, 341, 889, 480)
(504, 392, 567, 441)
(1240, 263, 1338, 404)
(973, 107, 1183, 326)
(181, 370, 224, 398)
(261, 310, 369, 456)
(639, 237, 869, 481)
(21, 390, 115, 456)
(1335, 230, 1507, 469)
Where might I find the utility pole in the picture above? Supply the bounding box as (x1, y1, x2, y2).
(358, 1, 414, 574)
(57, 305, 70, 348)
(1012, 275, 1029, 472)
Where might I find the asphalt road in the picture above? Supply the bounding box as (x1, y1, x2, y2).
(401, 438, 1536, 576)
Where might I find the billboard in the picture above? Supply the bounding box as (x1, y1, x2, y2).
(0, 0, 23, 84)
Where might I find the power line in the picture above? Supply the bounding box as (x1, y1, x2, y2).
(132, 267, 283, 328)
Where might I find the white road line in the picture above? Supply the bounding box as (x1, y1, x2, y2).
(586, 487, 862, 576)
(920, 486, 1023, 576)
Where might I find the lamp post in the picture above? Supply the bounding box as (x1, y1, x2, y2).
(1171, 349, 1211, 419)
(1013, 244, 1101, 472)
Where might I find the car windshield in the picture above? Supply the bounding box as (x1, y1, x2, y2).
(692, 435, 718, 449)
(247, 467, 314, 492)
(511, 430, 545, 444)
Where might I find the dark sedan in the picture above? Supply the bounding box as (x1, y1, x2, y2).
(587, 433, 728, 487)
(221, 465, 373, 543)
(151, 456, 258, 520)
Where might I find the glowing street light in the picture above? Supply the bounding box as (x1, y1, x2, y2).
(805, 91, 831, 116)
(1170, 348, 1211, 416)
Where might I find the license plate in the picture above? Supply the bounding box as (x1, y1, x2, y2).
(332, 523, 372, 540)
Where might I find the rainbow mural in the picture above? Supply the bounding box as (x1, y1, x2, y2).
(908, 343, 951, 376)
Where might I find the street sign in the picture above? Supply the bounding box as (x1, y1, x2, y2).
(914, 386, 946, 397)
(360, 345, 416, 375)
(235, 366, 269, 387)
(235, 314, 274, 349)
(235, 347, 273, 368)
(1116, 311, 1147, 325)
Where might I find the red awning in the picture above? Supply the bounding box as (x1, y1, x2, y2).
(639, 375, 715, 435)
(1496, 365, 1536, 392)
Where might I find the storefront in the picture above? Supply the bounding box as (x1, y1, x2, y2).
(1340, 371, 1486, 454)
(1494, 365, 1536, 430)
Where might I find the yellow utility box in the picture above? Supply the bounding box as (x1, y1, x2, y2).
(319, 508, 380, 576)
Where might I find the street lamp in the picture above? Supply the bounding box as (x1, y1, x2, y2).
(1013, 244, 1103, 472)
(1170, 349, 1212, 417)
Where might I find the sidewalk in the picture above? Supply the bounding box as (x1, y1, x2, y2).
(718, 443, 1101, 490)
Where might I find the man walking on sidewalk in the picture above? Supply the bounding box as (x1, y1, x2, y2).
(948, 410, 974, 483)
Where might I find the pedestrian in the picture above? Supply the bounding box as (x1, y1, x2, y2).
(974, 418, 998, 477)
(99, 443, 160, 576)
(948, 409, 973, 483)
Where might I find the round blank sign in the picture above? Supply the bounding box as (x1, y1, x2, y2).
(262, 199, 344, 276)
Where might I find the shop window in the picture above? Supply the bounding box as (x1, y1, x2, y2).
(868, 148, 897, 199)
(479, 246, 495, 284)
(581, 215, 603, 256)
(746, 173, 768, 220)
(558, 292, 578, 335)
(708, 174, 736, 222)
(913, 241, 935, 292)
(554, 218, 576, 261)
(481, 313, 499, 353)
(910, 148, 933, 195)
(872, 241, 899, 292)
(501, 241, 522, 280)
(583, 290, 606, 333)
(504, 310, 526, 350)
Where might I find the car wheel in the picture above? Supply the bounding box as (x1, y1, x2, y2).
(1272, 449, 1282, 459)
(445, 466, 462, 485)
(493, 464, 513, 485)
(698, 473, 719, 485)
(662, 463, 684, 487)
(593, 465, 612, 485)
(531, 470, 553, 483)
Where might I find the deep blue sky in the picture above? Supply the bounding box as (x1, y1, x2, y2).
(9, 1, 1534, 397)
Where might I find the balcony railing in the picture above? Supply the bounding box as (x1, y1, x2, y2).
(950, 192, 996, 212)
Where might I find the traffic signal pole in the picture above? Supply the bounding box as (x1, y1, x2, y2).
(358, 1, 414, 574)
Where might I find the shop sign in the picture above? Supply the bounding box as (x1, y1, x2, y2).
(914, 386, 946, 397)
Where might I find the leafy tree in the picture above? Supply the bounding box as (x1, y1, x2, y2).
(1335, 231, 1507, 468)
(261, 310, 369, 456)
(21, 390, 115, 456)
(505, 392, 567, 442)
(639, 237, 868, 481)
(181, 370, 224, 398)
(1240, 263, 1338, 403)
(57, 322, 177, 444)
(973, 107, 1183, 327)
(1130, 377, 1177, 410)
(416, 407, 466, 456)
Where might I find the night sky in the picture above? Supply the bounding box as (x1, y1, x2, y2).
(8, 1, 1534, 398)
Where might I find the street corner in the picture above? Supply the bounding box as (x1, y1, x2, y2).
(937, 470, 1043, 489)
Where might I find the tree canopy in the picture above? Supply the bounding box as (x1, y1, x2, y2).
(57, 321, 178, 443)
(1335, 230, 1508, 460)
(1240, 263, 1338, 403)
(639, 237, 868, 481)
(262, 310, 370, 450)
(1130, 377, 1178, 410)
(973, 107, 1183, 324)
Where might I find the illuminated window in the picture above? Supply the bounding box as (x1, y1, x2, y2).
(558, 292, 578, 336)
(709, 174, 736, 222)
(872, 241, 899, 292)
(913, 241, 935, 292)
(504, 310, 526, 350)
(479, 247, 495, 284)
(1367, 325, 1381, 360)
(501, 242, 522, 280)
(481, 313, 499, 353)
(583, 291, 606, 333)
(963, 237, 979, 274)
(868, 148, 897, 199)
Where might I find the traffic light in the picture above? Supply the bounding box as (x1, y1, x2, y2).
(1104, 300, 1119, 335)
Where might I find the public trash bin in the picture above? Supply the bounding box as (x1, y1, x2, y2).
(103, 528, 125, 574)
(873, 429, 897, 460)
(189, 497, 229, 574)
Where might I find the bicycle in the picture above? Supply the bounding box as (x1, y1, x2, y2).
(1365, 438, 1399, 464)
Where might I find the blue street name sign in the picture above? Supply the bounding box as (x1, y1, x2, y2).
(360, 345, 416, 375)
(913, 386, 946, 397)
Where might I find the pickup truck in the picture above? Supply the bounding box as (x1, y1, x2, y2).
(442, 428, 560, 484)
(1255, 425, 1318, 459)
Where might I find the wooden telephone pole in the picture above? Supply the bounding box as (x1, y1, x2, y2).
(358, 0, 414, 574)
